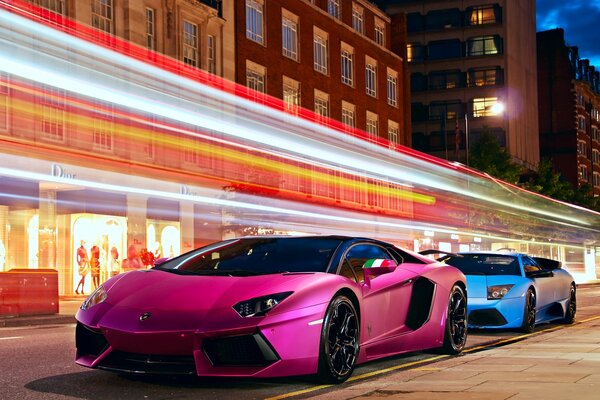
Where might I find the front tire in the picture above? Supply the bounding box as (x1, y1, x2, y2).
(562, 284, 576, 324)
(521, 288, 536, 333)
(441, 285, 468, 355)
(317, 295, 360, 384)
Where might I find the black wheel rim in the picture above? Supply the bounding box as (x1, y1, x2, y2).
(325, 301, 359, 378)
(448, 289, 467, 349)
(526, 291, 536, 328)
(568, 287, 576, 318)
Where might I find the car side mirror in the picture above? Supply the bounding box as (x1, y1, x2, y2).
(526, 269, 553, 279)
(363, 259, 398, 284)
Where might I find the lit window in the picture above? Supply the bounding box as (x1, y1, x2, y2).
(578, 116, 586, 130)
(579, 164, 589, 182)
(472, 97, 501, 117)
(283, 76, 300, 113)
(374, 19, 385, 46)
(341, 43, 354, 86)
(246, 61, 266, 94)
(314, 90, 329, 119)
(32, 0, 65, 14)
(467, 36, 501, 56)
(207, 35, 216, 74)
(366, 111, 378, 137)
(594, 172, 600, 187)
(365, 57, 377, 97)
(282, 11, 299, 61)
(92, 0, 113, 33)
(342, 101, 355, 129)
(388, 120, 399, 147)
(146, 8, 156, 50)
(183, 21, 198, 67)
(469, 5, 498, 25)
(467, 68, 499, 87)
(387, 69, 398, 107)
(246, 0, 264, 44)
(578, 140, 587, 156)
(328, 0, 340, 19)
(352, 4, 364, 34)
(314, 28, 328, 74)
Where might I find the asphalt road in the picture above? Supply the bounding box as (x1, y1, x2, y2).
(2, 285, 599, 400)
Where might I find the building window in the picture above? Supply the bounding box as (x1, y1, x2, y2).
(282, 11, 298, 61)
(92, 0, 113, 33)
(246, 61, 266, 94)
(374, 19, 385, 46)
(593, 149, 600, 164)
(594, 172, 600, 187)
(592, 108, 600, 122)
(365, 57, 377, 97)
(387, 69, 398, 107)
(183, 140, 199, 164)
(388, 120, 399, 147)
(578, 140, 587, 156)
(341, 43, 354, 86)
(579, 164, 589, 182)
(593, 126, 600, 141)
(93, 105, 114, 151)
(407, 43, 426, 62)
(0, 73, 7, 131)
(246, 0, 264, 44)
(352, 4, 364, 34)
(468, 5, 499, 25)
(283, 76, 300, 113)
(146, 8, 156, 50)
(429, 70, 463, 90)
(32, 0, 65, 14)
(314, 90, 329, 119)
(366, 111, 378, 137)
(467, 68, 502, 87)
(578, 116, 586, 130)
(467, 36, 502, 56)
(40, 85, 65, 142)
(328, 0, 340, 19)
(341, 101, 355, 129)
(183, 21, 198, 67)
(472, 97, 501, 117)
(207, 35, 216, 74)
(313, 28, 328, 74)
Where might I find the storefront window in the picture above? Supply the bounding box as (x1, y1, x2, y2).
(147, 220, 181, 264)
(28, 214, 39, 268)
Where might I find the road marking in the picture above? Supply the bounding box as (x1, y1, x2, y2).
(266, 315, 600, 400)
(0, 336, 23, 341)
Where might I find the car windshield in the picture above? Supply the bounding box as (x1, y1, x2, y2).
(444, 254, 521, 276)
(154, 237, 343, 276)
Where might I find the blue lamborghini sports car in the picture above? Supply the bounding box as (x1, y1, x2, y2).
(435, 251, 576, 332)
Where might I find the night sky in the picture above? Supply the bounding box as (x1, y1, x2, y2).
(536, 0, 600, 67)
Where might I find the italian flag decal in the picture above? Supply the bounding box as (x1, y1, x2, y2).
(363, 259, 386, 268)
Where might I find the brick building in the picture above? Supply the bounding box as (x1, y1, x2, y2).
(537, 29, 600, 196)
(235, 0, 411, 147)
(379, 0, 539, 169)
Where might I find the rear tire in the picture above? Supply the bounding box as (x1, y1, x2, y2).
(521, 288, 536, 333)
(441, 285, 467, 355)
(316, 295, 360, 384)
(562, 284, 576, 324)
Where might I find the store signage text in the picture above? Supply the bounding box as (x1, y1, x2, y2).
(51, 164, 76, 179)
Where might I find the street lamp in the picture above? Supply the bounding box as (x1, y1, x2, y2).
(465, 101, 505, 166)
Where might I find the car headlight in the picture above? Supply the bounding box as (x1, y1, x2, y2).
(487, 284, 514, 300)
(80, 285, 108, 310)
(233, 292, 293, 317)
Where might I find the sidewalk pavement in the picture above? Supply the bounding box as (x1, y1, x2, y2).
(0, 297, 82, 327)
(307, 304, 600, 400)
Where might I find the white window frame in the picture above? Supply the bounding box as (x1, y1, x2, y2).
(92, 105, 114, 152)
(92, 0, 113, 33)
(388, 120, 399, 147)
(207, 35, 216, 74)
(313, 28, 329, 75)
(146, 7, 156, 50)
(283, 76, 300, 113)
(33, 0, 65, 14)
(341, 42, 354, 86)
(328, 0, 341, 19)
(387, 68, 398, 107)
(352, 4, 364, 34)
(282, 10, 299, 61)
(374, 18, 385, 46)
(366, 111, 378, 137)
(183, 20, 199, 67)
(341, 101, 355, 129)
(246, 60, 266, 94)
(365, 57, 377, 97)
(314, 89, 329, 119)
(246, 0, 265, 45)
(40, 85, 66, 143)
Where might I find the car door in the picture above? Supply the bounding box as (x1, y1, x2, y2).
(341, 243, 418, 345)
(522, 256, 556, 311)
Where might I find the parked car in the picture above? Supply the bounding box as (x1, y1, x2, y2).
(424, 250, 576, 332)
(76, 236, 468, 383)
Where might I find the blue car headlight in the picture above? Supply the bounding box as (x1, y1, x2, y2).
(80, 285, 108, 310)
(233, 292, 293, 317)
(487, 284, 514, 300)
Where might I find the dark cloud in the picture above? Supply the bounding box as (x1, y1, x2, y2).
(537, 0, 600, 67)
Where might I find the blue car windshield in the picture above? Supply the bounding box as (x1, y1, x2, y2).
(444, 254, 521, 276)
(154, 237, 343, 275)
